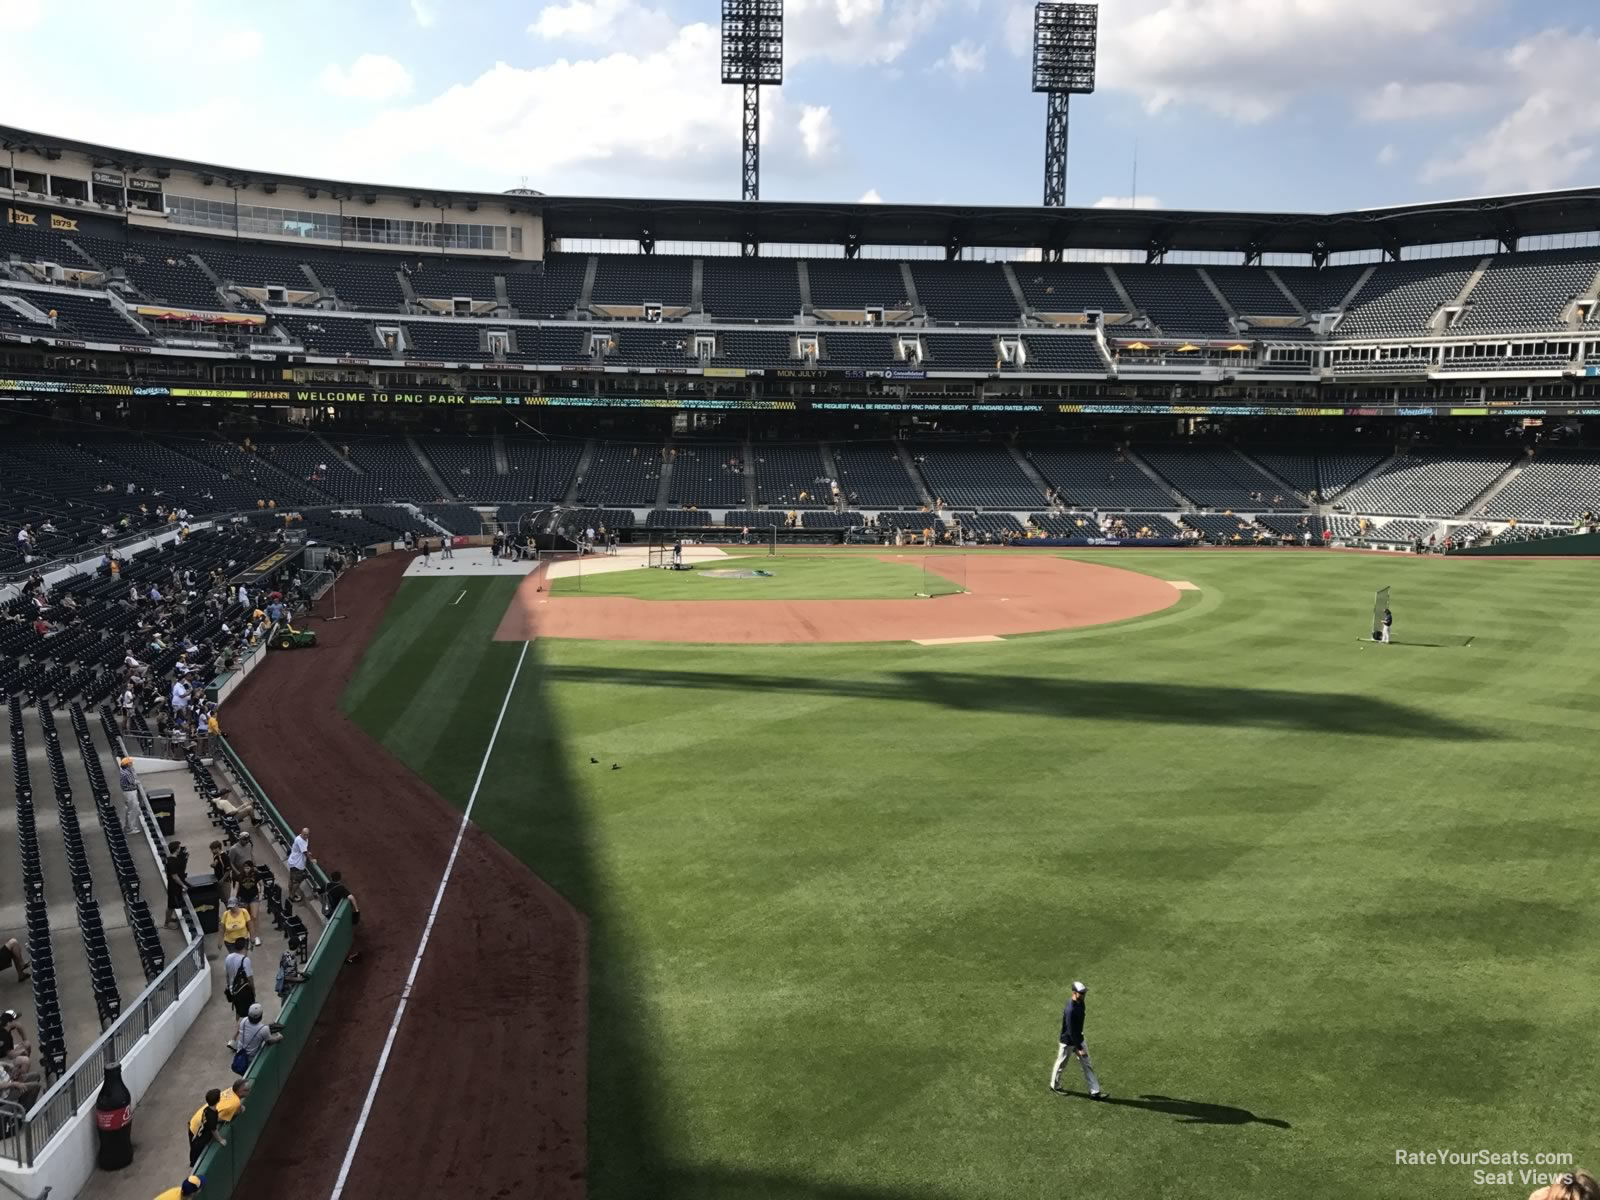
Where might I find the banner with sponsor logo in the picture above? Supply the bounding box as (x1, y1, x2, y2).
(136, 306, 267, 327)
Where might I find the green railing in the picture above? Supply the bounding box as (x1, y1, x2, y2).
(1452, 530, 1600, 556)
(191, 898, 354, 1197)
(194, 736, 356, 1197)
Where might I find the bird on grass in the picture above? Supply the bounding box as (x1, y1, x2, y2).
(590, 757, 599, 764)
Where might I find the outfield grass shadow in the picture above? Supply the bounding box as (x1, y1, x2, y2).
(502, 642, 671, 1196)
(510, 646, 979, 1199)
(1058, 1091, 1292, 1128)
(543, 666, 1488, 740)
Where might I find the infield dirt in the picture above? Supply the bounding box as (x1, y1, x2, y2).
(496, 552, 1180, 644)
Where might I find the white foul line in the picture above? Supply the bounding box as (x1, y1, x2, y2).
(451, 590, 467, 606)
(328, 638, 530, 1199)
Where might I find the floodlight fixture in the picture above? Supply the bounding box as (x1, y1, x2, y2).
(721, 0, 784, 218)
(1032, 2, 1098, 208)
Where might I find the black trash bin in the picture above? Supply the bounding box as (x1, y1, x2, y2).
(187, 872, 221, 935)
(147, 788, 177, 839)
(95, 1061, 133, 1169)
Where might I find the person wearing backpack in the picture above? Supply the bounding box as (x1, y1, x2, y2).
(274, 951, 305, 1009)
(232, 1004, 281, 1075)
(223, 947, 255, 1020)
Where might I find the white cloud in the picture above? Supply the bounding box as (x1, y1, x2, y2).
(1376, 143, 1399, 166)
(798, 106, 838, 160)
(333, 31, 838, 191)
(1361, 81, 1495, 122)
(216, 29, 264, 61)
(530, 0, 677, 52)
(1092, 195, 1162, 209)
(936, 38, 986, 74)
(1422, 30, 1600, 192)
(3, 0, 47, 32)
(410, 0, 436, 27)
(1017, 0, 1485, 124)
(320, 54, 416, 102)
(858, 188, 884, 203)
(786, 0, 946, 65)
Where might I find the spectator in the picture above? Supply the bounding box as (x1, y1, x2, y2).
(223, 945, 255, 1019)
(154, 1174, 206, 1200)
(216, 1078, 251, 1125)
(286, 827, 310, 904)
(274, 950, 305, 1008)
(1529, 1172, 1598, 1200)
(0, 1055, 41, 1109)
(0, 936, 29, 984)
(119, 757, 141, 833)
(232, 857, 261, 948)
(219, 897, 252, 956)
(209, 841, 232, 896)
(322, 870, 360, 924)
(0, 1010, 33, 1072)
(187, 1088, 226, 1167)
(165, 841, 190, 929)
(234, 1004, 282, 1068)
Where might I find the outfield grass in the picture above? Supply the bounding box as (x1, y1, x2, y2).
(343, 551, 1600, 1200)
(548, 553, 964, 600)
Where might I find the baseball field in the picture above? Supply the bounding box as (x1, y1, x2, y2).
(339, 549, 1599, 1199)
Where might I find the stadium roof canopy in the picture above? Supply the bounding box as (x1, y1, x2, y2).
(7, 124, 1600, 260)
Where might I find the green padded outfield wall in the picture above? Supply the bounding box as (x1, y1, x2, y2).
(1454, 531, 1600, 556)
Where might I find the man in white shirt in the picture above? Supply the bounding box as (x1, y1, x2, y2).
(286, 828, 310, 904)
(237, 584, 249, 608)
(171, 680, 190, 719)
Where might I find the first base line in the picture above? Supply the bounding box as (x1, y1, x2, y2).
(327, 638, 530, 1199)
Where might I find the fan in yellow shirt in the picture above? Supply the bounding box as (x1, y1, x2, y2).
(219, 898, 251, 953)
(154, 1173, 204, 1198)
(217, 1078, 251, 1123)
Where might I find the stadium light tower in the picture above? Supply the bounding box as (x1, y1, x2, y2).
(1032, 2, 1098, 208)
(721, 0, 784, 214)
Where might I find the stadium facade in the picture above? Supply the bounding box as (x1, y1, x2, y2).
(5, 125, 1600, 422)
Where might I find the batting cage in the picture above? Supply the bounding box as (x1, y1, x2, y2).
(647, 533, 691, 570)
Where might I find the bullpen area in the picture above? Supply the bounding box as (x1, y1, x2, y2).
(241, 548, 1597, 1200)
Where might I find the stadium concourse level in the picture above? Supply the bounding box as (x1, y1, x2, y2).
(12, 214, 1600, 376)
(3, 429, 1600, 562)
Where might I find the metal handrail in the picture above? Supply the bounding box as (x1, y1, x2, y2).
(2, 931, 206, 1165)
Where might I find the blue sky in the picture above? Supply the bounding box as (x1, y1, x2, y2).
(4, 0, 1599, 213)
